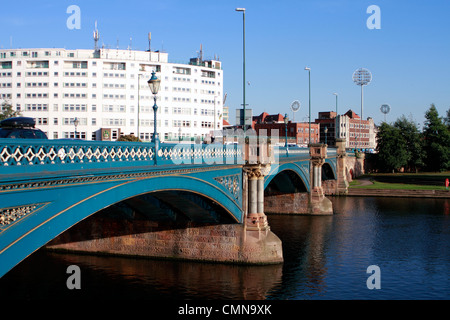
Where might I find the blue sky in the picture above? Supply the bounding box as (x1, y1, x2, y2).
(1, 0, 449, 126)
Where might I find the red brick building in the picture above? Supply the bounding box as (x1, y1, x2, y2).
(252, 112, 319, 146)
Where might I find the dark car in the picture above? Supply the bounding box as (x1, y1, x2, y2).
(0, 117, 48, 139)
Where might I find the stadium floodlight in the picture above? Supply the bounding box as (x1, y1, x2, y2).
(352, 68, 372, 151)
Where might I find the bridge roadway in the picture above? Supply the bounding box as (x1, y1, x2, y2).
(0, 138, 343, 277)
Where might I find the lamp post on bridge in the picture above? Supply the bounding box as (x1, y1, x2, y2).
(147, 71, 161, 143)
(284, 113, 289, 148)
(73, 117, 79, 139)
(235, 7, 246, 131)
(148, 71, 161, 163)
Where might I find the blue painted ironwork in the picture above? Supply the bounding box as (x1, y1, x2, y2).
(0, 140, 337, 278)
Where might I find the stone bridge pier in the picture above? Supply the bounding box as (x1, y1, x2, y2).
(308, 144, 333, 215)
(336, 138, 350, 194)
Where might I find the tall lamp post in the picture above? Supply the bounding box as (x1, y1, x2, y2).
(324, 126, 328, 145)
(147, 70, 161, 144)
(305, 67, 311, 145)
(333, 92, 338, 145)
(284, 113, 289, 148)
(137, 74, 146, 140)
(236, 7, 246, 131)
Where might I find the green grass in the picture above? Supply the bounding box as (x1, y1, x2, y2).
(350, 179, 448, 190)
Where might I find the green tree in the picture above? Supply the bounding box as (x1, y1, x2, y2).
(0, 101, 21, 121)
(117, 134, 141, 142)
(375, 122, 409, 172)
(422, 104, 450, 171)
(445, 108, 450, 130)
(393, 115, 424, 172)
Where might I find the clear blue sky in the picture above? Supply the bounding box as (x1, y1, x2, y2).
(1, 0, 449, 126)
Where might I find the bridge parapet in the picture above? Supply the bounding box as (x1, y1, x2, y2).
(0, 139, 244, 181)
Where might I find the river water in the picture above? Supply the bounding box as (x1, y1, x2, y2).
(0, 196, 449, 300)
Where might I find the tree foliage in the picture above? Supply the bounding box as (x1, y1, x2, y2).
(422, 104, 450, 171)
(375, 122, 409, 172)
(393, 115, 424, 172)
(116, 134, 141, 142)
(0, 101, 21, 121)
(374, 104, 450, 173)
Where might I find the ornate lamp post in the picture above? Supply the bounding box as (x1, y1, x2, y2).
(73, 117, 79, 139)
(147, 71, 161, 143)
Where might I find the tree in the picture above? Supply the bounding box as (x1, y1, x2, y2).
(393, 115, 424, 172)
(375, 122, 409, 172)
(116, 134, 141, 142)
(0, 101, 21, 121)
(445, 108, 450, 130)
(422, 104, 450, 171)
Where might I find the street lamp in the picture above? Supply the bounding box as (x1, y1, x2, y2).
(324, 126, 328, 145)
(73, 117, 79, 139)
(305, 67, 311, 145)
(284, 113, 289, 148)
(236, 7, 246, 131)
(333, 92, 338, 146)
(137, 74, 146, 140)
(147, 70, 161, 144)
(333, 92, 338, 114)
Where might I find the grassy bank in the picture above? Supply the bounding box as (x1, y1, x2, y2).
(363, 172, 450, 186)
(350, 179, 447, 190)
(350, 172, 450, 191)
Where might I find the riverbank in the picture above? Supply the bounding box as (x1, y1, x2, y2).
(347, 173, 450, 198)
(347, 188, 450, 198)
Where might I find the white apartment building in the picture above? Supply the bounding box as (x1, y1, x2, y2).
(0, 47, 223, 142)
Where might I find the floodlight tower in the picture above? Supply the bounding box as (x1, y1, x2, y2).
(352, 68, 372, 150)
(380, 104, 390, 123)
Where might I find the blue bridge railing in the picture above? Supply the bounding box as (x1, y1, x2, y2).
(0, 139, 244, 179)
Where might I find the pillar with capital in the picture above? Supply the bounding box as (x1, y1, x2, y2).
(244, 164, 271, 231)
(308, 144, 333, 215)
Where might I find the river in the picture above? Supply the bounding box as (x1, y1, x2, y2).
(0, 196, 449, 300)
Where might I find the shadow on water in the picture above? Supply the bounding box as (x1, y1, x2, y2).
(0, 248, 283, 300)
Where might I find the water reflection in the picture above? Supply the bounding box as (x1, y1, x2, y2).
(0, 250, 283, 300)
(267, 197, 450, 299)
(1, 197, 449, 300)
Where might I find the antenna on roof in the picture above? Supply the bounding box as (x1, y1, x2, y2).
(93, 21, 100, 51)
(148, 32, 151, 52)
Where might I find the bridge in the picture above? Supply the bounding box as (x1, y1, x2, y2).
(0, 137, 357, 278)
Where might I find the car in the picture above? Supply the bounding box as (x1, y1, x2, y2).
(0, 117, 48, 139)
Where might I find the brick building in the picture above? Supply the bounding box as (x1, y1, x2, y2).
(252, 112, 319, 146)
(314, 110, 376, 150)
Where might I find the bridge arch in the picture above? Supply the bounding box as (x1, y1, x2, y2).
(322, 161, 336, 180)
(264, 162, 310, 194)
(0, 174, 242, 277)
